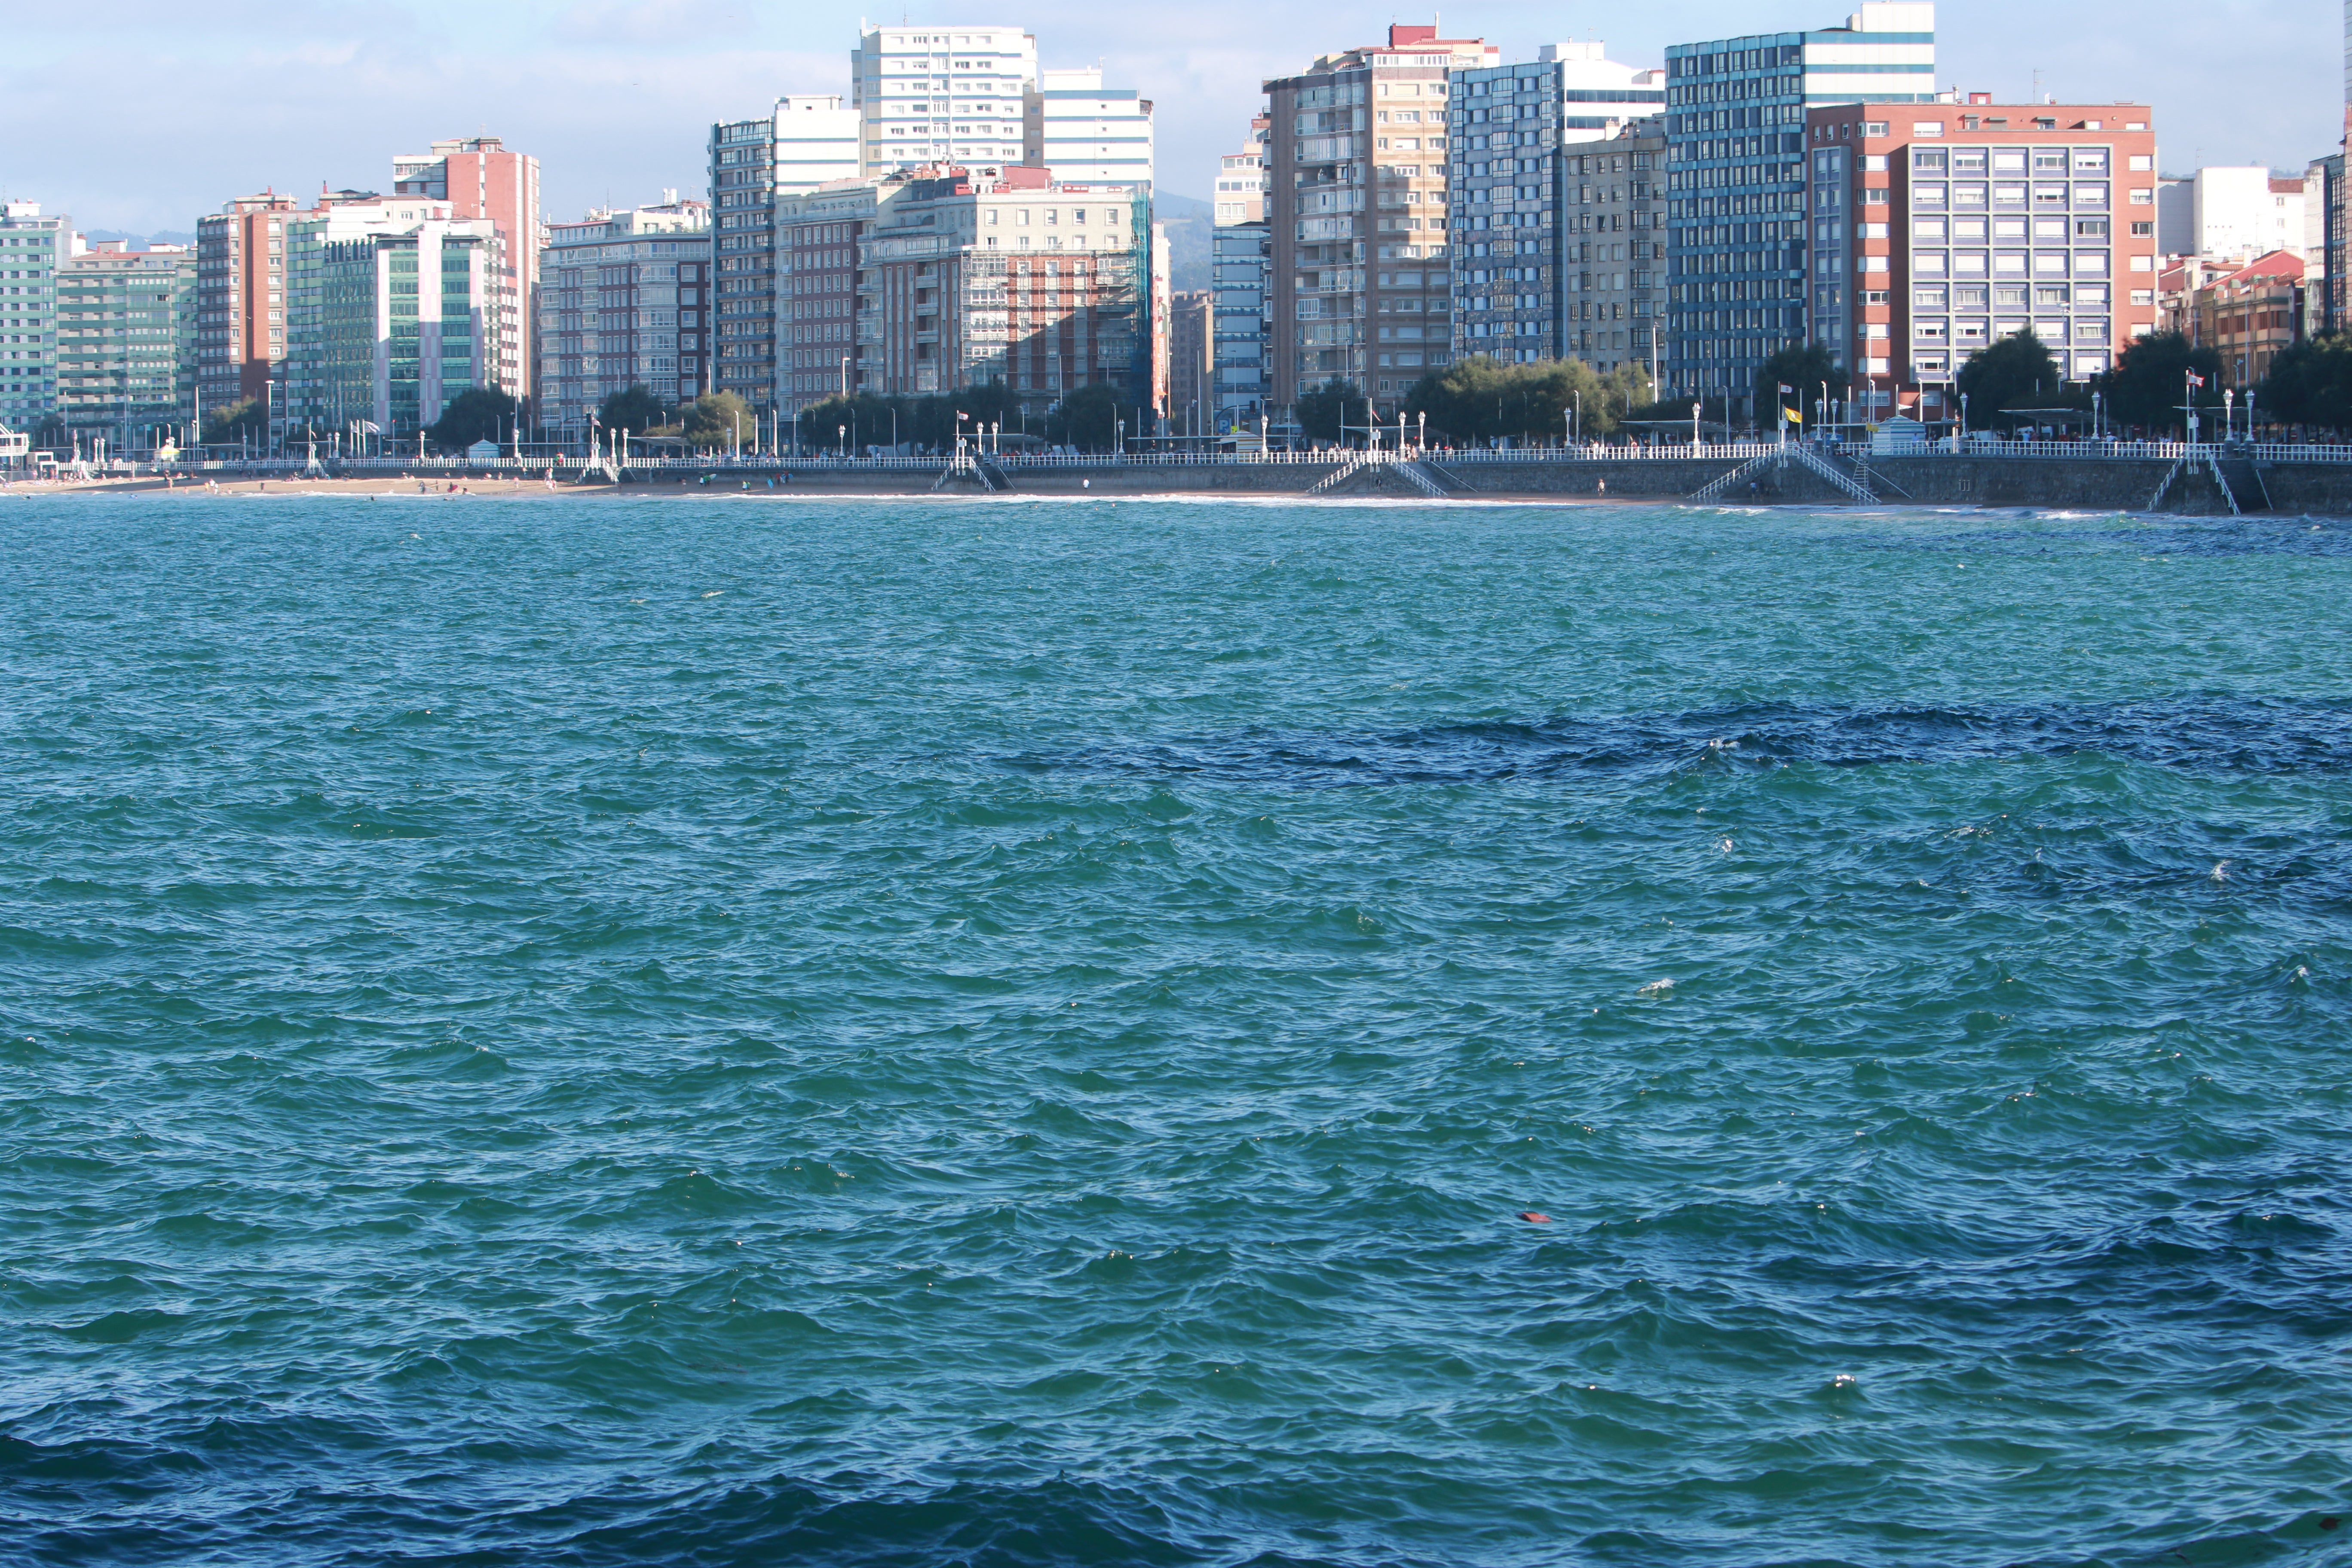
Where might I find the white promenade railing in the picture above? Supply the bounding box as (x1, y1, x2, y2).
(32, 438, 2352, 478)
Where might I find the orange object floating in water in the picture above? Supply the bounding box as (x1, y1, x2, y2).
(1519, 1212, 1551, 1225)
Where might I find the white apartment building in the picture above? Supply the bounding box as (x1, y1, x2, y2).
(279, 199, 506, 439)
(851, 25, 1038, 174)
(1023, 67, 1155, 186)
(854, 166, 1151, 404)
(539, 197, 714, 432)
(1213, 119, 1269, 224)
(2156, 177, 2193, 255)
(709, 96, 862, 411)
(774, 96, 864, 195)
(1538, 40, 1668, 144)
(2190, 166, 2305, 261)
(1, 202, 70, 433)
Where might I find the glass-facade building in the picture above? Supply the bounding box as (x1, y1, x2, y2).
(1662, 3, 1935, 410)
(1448, 46, 1664, 366)
(1211, 219, 1269, 427)
(57, 244, 197, 451)
(0, 202, 70, 436)
(283, 203, 503, 442)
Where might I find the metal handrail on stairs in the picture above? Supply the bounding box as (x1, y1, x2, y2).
(2201, 453, 2241, 516)
(1687, 452, 1782, 503)
(1393, 461, 1448, 498)
(1787, 444, 1876, 502)
(1305, 454, 1370, 496)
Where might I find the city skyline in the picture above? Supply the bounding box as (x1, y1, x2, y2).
(1, 0, 2337, 234)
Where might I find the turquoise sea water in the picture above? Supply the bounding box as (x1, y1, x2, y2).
(2, 494, 2349, 1568)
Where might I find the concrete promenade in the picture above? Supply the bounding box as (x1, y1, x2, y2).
(19, 441, 2352, 515)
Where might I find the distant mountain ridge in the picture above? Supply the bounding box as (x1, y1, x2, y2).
(1155, 192, 1213, 294)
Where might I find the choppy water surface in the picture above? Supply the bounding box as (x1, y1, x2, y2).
(3, 495, 2349, 1568)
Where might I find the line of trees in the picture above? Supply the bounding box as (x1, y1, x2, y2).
(1947, 329, 2231, 434)
(2251, 334, 2352, 431)
(1748, 332, 2245, 438)
(1292, 356, 1662, 447)
(593, 386, 759, 451)
(792, 381, 1134, 452)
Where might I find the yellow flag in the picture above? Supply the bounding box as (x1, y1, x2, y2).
(1784, 406, 1802, 425)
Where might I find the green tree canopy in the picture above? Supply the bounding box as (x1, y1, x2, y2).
(1400, 357, 1652, 445)
(795, 392, 893, 452)
(1294, 377, 1364, 444)
(201, 398, 267, 445)
(2093, 330, 2223, 434)
(597, 384, 668, 435)
(2257, 333, 2352, 432)
(1755, 344, 1841, 427)
(790, 383, 1040, 453)
(680, 391, 754, 450)
(1045, 382, 1124, 451)
(1954, 331, 2063, 425)
(426, 386, 518, 452)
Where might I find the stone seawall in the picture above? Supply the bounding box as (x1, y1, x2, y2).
(601, 454, 2352, 514)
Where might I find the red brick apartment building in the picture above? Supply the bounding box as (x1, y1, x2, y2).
(196, 187, 380, 416)
(1804, 98, 2159, 423)
(2181, 250, 2306, 389)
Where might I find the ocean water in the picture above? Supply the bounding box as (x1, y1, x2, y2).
(2, 493, 2349, 1568)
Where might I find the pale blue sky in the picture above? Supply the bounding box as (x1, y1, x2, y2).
(0, 0, 2334, 233)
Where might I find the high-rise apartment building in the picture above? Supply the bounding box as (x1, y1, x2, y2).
(538, 196, 714, 434)
(1664, 3, 1937, 410)
(710, 97, 862, 413)
(0, 202, 69, 434)
(1804, 102, 2158, 423)
(57, 242, 196, 449)
(852, 26, 1037, 175)
(1454, 117, 1669, 376)
(281, 198, 505, 441)
(1265, 24, 1498, 415)
(1210, 118, 1271, 429)
(195, 190, 302, 419)
(2156, 178, 2194, 255)
(1215, 121, 1269, 224)
(1167, 290, 1213, 433)
(779, 179, 890, 410)
(1447, 44, 1664, 369)
(390, 137, 540, 401)
(2312, 153, 2346, 336)
(1023, 68, 1155, 186)
(854, 165, 1150, 407)
(1211, 220, 1271, 426)
(2187, 167, 2306, 261)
